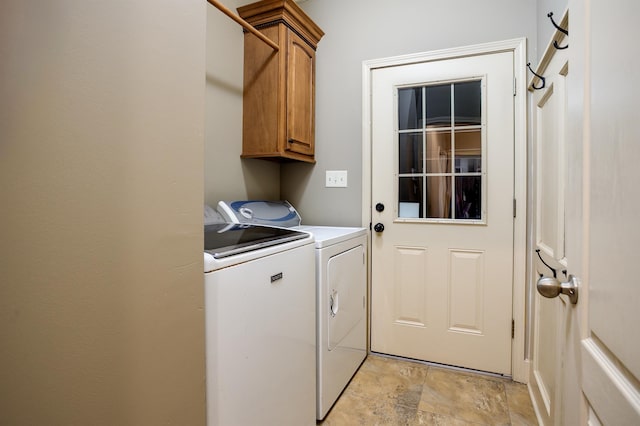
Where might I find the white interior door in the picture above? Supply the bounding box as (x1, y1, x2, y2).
(370, 50, 515, 375)
(529, 42, 569, 426)
(577, 0, 640, 423)
(529, 3, 640, 424)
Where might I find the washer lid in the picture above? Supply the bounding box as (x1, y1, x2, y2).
(204, 223, 308, 259)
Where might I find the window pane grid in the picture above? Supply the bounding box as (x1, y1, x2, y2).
(400, 125, 482, 134)
(397, 80, 483, 221)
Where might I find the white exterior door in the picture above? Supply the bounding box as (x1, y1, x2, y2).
(529, 3, 640, 424)
(369, 50, 515, 375)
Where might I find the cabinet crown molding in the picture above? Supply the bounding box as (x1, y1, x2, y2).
(238, 0, 324, 49)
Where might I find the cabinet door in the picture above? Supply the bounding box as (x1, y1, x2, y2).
(286, 30, 315, 157)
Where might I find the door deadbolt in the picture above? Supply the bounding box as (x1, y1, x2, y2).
(375, 203, 385, 212)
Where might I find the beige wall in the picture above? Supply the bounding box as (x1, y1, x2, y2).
(205, 0, 280, 207)
(0, 1, 206, 424)
(205, 0, 538, 226)
(283, 0, 538, 226)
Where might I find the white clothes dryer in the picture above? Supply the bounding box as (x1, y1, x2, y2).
(298, 225, 367, 419)
(217, 201, 367, 420)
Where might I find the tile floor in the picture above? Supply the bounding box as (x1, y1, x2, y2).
(318, 354, 538, 426)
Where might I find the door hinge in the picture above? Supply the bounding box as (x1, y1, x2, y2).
(513, 199, 517, 218)
(511, 319, 515, 339)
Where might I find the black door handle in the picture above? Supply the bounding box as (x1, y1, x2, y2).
(373, 223, 384, 233)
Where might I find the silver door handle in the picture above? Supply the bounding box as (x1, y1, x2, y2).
(329, 290, 339, 317)
(536, 274, 579, 304)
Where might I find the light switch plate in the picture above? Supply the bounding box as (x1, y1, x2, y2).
(326, 170, 348, 187)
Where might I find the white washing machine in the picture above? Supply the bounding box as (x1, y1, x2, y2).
(204, 220, 316, 425)
(217, 201, 367, 420)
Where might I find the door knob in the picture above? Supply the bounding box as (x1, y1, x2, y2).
(536, 275, 579, 304)
(373, 223, 384, 233)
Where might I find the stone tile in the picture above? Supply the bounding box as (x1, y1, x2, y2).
(413, 410, 484, 425)
(320, 391, 417, 426)
(319, 355, 539, 426)
(418, 367, 511, 425)
(344, 355, 429, 410)
(360, 355, 431, 383)
(505, 381, 538, 426)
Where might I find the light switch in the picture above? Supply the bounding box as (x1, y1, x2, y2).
(325, 170, 348, 187)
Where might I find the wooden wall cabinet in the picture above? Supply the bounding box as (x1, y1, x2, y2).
(238, 0, 324, 163)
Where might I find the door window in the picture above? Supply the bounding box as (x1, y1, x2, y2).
(397, 80, 485, 222)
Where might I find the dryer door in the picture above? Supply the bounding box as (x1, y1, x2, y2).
(328, 244, 366, 351)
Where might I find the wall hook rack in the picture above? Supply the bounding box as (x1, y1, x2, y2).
(527, 63, 546, 90)
(548, 11, 569, 49)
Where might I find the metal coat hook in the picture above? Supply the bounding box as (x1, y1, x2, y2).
(553, 40, 569, 50)
(547, 12, 568, 35)
(548, 12, 569, 49)
(536, 249, 557, 278)
(527, 63, 546, 90)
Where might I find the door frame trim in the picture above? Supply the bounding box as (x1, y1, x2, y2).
(361, 38, 528, 382)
